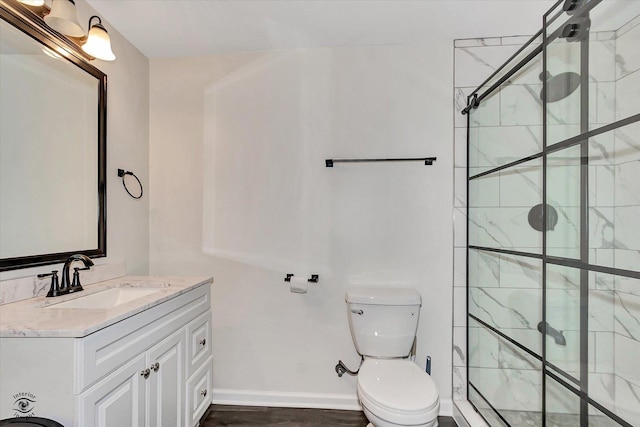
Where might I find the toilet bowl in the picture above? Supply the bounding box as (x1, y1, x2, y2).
(345, 287, 440, 427)
(0, 417, 64, 427)
(357, 359, 439, 427)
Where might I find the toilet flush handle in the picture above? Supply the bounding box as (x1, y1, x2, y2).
(350, 308, 363, 315)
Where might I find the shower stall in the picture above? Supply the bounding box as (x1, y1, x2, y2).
(464, 0, 640, 426)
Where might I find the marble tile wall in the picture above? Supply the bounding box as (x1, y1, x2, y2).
(468, 318, 542, 423)
(454, 13, 640, 425)
(612, 13, 640, 425)
(457, 34, 549, 415)
(453, 36, 525, 403)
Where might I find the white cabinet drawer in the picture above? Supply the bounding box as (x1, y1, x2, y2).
(76, 284, 210, 393)
(186, 310, 212, 377)
(185, 355, 212, 427)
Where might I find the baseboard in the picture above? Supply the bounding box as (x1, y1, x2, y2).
(212, 389, 454, 417)
(211, 389, 362, 411)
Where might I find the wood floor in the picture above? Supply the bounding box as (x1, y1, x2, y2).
(201, 405, 458, 426)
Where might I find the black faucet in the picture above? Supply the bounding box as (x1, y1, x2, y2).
(38, 270, 62, 297)
(537, 321, 567, 346)
(60, 254, 94, 294)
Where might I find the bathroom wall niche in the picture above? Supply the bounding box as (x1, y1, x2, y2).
(0, 1, 107, 271)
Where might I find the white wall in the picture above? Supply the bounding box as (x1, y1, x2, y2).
(149, 44, 453, 410)
(88, 0, 150, 276)
(0, 0, 150, 281)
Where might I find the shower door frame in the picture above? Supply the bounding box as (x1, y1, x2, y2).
(465, 0, 640, 426)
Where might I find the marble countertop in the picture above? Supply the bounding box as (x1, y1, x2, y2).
(0, 276, 213, 338)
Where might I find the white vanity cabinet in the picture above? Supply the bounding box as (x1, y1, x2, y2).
(0, 278, 213, 427)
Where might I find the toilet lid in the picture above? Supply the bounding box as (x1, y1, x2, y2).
(358, 359, 439, 414)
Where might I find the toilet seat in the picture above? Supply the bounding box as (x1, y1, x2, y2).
(357, 359, 439, 425)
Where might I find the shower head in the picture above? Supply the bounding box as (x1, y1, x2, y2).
(539, 71, 581, 103)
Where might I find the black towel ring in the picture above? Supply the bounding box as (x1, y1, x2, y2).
(117, 169, 143, 199)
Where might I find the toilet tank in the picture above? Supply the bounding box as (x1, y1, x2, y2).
(346, 287, 422, 358)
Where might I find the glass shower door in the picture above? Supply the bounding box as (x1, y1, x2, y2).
(466, 0, 640, 425)
(543, 1, 640, 426)
(466, 34, 545, 427)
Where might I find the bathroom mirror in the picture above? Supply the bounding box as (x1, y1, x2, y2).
(0, 2, 106, 271)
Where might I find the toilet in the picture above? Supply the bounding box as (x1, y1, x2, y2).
(346, 287, 440, 427)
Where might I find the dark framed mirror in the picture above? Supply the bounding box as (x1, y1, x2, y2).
(0, 0, 106, 271)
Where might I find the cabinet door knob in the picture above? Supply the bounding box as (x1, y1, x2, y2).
(140, 368, 150, 379)
(200, 389, 207, 397)
(151, 362, 160, 372)
(199, 338, 206, 346)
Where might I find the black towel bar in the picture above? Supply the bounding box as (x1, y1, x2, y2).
(325, 157, 436, 167)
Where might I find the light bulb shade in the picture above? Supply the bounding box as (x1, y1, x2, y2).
(82, 22, 115, 61)
(17, 0, 45, 6)
(44, 0, 84, 37)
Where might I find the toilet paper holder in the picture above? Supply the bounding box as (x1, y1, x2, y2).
(284, 274, 319, 283)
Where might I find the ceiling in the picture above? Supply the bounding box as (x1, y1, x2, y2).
(85, 0, 555, 58)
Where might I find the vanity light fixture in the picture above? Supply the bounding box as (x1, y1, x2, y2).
(82, 15, 116, 61)
(17, 0, 45, 6)
(44, 0, 84, 38)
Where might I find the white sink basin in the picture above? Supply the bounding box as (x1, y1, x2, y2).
(47, 287, 163, 310)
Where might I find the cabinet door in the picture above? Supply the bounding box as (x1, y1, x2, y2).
(147, 329, 186, 427)
(77, 353, 147, 427)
